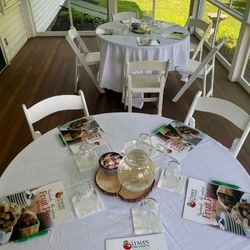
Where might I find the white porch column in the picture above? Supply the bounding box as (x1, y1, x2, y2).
(21, 0, 36, 37)
(107, 0, 116, 21)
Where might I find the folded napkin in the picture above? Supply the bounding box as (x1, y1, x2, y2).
(120, 19, 130, 24)
(136, 37, 160, 46)
(96, 28, 113, 35)
(72, 189, 105, 219)
(161, 31, 187, 40)
(120, 18, 140, 24)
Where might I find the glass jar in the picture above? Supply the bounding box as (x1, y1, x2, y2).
(117, 149, 155, 192)
(74, 142, 98, 172)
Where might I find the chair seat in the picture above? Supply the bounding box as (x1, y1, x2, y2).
(130, 75, 162, 92)
(81, 52, 100, 65)
(177, 59, 212, 79)
(125, 60, 169, 115)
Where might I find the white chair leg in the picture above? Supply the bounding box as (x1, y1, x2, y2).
(158, 92, 163, 116)
(85, 65, 105, 94)
(199, 49, 202, 62)
(123, 81, 127, 109)
(75, 57, 79, 93)
(210, 66, 215, 97)
(172, 78, 193, 102)
(205, 67, 215, 97)
(203, 75, 207, 97)
(128, 91, 133, 112)
(124, 88, 127, 109)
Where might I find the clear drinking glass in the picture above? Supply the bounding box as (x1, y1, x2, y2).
(136, 133, 153, 156)
(142, 11, 153, 25)
(164, 160, 182, 189)
(140, 197, 160, 231)
(72, 181, 97, 216)
(74, 142, 98, 172)
(123, 23, 130, 34)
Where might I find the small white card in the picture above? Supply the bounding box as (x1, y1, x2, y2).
(106, 233, 168, 250)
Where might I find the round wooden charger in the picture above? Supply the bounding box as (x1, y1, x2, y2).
(95, 167, 154, 202)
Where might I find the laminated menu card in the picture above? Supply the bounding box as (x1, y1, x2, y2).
(151, 121, 205, 161)
(161, 31, 188, 40)
(0, 180, 72, 244)
(58, 116, 110, 154)
(136, 37, 159, 46)
(106, 233, 168, 250)
(183, 177, 250, 238)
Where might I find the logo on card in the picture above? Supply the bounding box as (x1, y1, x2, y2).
(187, 201, 196, 208)
(122, 239, 150, 249)
(123, 240, 132, 250)
(187, 188, 197, 208)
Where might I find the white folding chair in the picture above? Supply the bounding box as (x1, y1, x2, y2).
(184, 91, 250, 158)
(22, 90, 89, 140)
(66, 26, 104, 94)
(185, 17, 212, 62)
(124, 60, 170, 116)
(112, 11, 138, 21)
(172, 38, 226, 102)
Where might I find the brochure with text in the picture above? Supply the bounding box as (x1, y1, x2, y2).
(151, 121, 205, 161)
(0, 180, 72, 244)
(58, 116, 109, 154)
(183, 177, 250, 237)
(106, 233, 167, 250)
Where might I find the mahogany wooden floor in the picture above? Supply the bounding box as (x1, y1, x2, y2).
(0, 36, 249, 176)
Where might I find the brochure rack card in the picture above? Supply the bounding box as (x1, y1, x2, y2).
(183, 177, 250, 238)
(0, 180, 72, 244)
(58, 116, 109, 154)
(152, 121, 204, 161)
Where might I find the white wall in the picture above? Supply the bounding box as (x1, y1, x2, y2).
(30, 0, 65, 32)
(0, 1, 28, 62)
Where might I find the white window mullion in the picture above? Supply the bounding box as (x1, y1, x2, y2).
(229, 0, 250, 86)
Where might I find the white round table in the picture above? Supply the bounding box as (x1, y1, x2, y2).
(96, 21, 190, 92)
(0, 113, 249, 249)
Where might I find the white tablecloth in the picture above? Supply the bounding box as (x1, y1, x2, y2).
(0, 113, 249, 250)
(96, 21, 190, 92)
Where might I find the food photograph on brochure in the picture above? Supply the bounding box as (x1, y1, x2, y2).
(183, 177, 250, 237)
(0, 181, 72, 245)
(151, 121, 205, 161)
(58, 116, 110, 154)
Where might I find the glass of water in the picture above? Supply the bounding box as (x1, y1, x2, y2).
(74, 142, 98, 172)
(164, 160, 182, 189)
(140, 197, 160, 231)
(72, 181, 97, 217)
(136, 133, 153, 156)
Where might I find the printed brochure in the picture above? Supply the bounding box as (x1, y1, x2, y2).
(183, 177, 250, 237)
(58, 116, 109, 154)
(151, 121, 205, 161)
(0, 180, 72, 244)
(106, 233, 167, 250)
